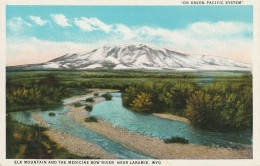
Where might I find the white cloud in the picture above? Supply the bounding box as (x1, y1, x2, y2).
(7, 17, 32, 33)
(6, 18, 253, 65)
(113, 24, 136, 40)
(109, 21, 252, 63)
(188, 21, 252, 36)
(112, 21, 252, 42)
(29, 16, 48, 26)
(6, 37, 94, 66)
(74, 17, 112, 33)
(50, 14, 71, 27)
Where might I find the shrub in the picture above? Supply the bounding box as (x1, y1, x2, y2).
(101, 93, 112, 100)
(185, 83, 253, 131)
(85, 105, 93, 112)
(85, 97, 94, 102)
(130, 92, 153, 111)
(84, 116, 98, 122)
(122, 87, 138, 107)
(164, 136, 189, 144)
(73, 103, 83, 107)
(185, 91, 215, 129)
(48, 112, 55, 117)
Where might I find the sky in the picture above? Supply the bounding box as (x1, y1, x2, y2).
(6, 5, 253, 66)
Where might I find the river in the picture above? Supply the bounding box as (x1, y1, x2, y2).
(10, 91, 252, 158)
(10, 105, 151, 159)
(90, 93, 252, 148)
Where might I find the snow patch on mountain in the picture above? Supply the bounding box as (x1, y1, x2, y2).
(104, 56, 120, 64)
(42, 62, 60, 69)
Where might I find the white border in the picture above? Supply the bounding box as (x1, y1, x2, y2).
(0, 0, 259, 166)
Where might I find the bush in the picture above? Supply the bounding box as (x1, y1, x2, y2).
(185, 91, 214, 129)
(122, 87, 138, 107)
(84, 116, 98, 122)
(130, 92, 153, 111)
(185, 82, 253, 131)
(122, 82, 197, 115)
(164, 136, 189, 144)
(48, 112, 55, 117)
(85, 97, 94, 102)
(6, 75, 70, 108)
(85, 105, 93, 112)
(73, 103, 83, 107)
(101, 93, 112, 101)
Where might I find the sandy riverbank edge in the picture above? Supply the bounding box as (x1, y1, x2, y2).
(152, 113, 190, 123)
(33, 89, 252, 159)
(31, 113, 117, 159)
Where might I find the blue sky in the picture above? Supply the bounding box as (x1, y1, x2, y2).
(6, 5, 253, 66)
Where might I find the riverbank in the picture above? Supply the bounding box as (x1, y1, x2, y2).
(65, 89, 252, 159)
(45, 129, 117, 159)
(64, 89, 120, 105)
(68, 108, 252, 159)
(152, 113, 190, 123)
(31, 113, 117, 159)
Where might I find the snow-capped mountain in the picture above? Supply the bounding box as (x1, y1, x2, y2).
(8, 44, 251, 71)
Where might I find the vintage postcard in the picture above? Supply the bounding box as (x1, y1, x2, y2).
(0, 0, 260, 165)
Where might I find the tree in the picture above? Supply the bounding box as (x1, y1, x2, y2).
(131, 92, 153, 112)
(185, 91, 214, 129)
(122, 87, 138, 107)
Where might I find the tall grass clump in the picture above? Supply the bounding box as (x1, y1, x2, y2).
(48, 112, 55, 117)
(84, 116, 98, 122)
(73, 103, 83, 107)
(164, 136, 189, 144)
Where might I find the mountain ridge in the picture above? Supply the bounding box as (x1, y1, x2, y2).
(7, 44, 251, 71)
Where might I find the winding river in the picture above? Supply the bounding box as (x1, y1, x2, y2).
(10, 91, 252, 159)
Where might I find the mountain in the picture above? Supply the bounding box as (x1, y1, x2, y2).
(7, 44, 251, 71)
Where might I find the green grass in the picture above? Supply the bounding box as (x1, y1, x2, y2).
(164, 136, 189, 144)
(7, 104, 59, 112)
(6, 70, 251, 94)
